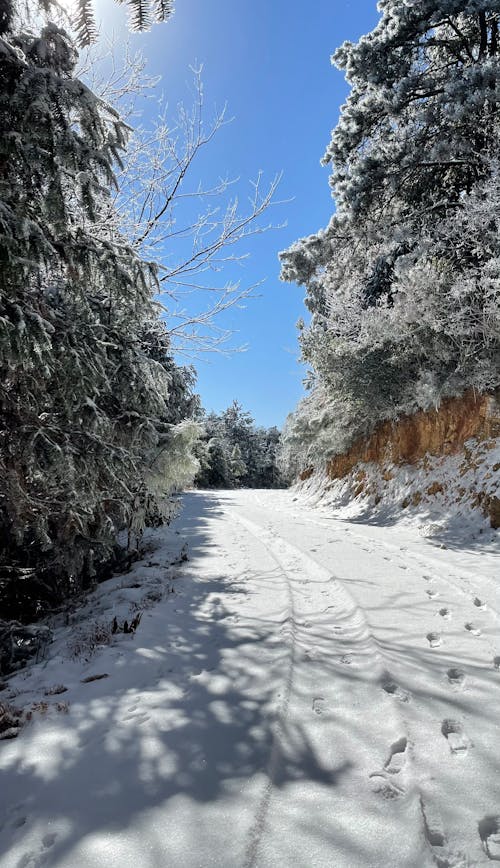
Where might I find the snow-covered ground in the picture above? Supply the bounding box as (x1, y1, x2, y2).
(1, 489, 500, 868)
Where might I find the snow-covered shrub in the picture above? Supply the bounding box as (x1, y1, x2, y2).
(67, 621, 113, 661)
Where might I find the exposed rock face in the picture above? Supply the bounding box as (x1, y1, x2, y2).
(327, 391, 500, 481)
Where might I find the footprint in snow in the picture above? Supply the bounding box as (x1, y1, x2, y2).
(493, 656, 500, 670)
(427, 632, 442, 648)
(381, 679, 411, 703)
(42, 833, 57, 850)
(340, 653, 353, 665)
(370, 737, 408, 799)
(478, 815, 500, 861)
(441, 719, 470, 755)
(464, 622, 481, 636)
(12, 816, 27, 829)
(16, 852, 38, 868)
(439, 607, 452, 620)
(312, 696, 326, 715)
(123, 711, 150, 725)
(420, 799, 469, 866)
(447, 668, 466, 687)
(385, 737, 408, 774)
(426, 589, 439, 599)
(420, 797, 447, 847)
(473, 597, 486, 610)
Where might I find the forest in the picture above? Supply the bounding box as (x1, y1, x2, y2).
(0, 0, 282, 622)
(1, 0, 499, 616)
(1, 3, 500, 867)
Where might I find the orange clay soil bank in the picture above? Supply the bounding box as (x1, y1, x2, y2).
(325, 390, 500, 480)
(299, 390, 500, 528)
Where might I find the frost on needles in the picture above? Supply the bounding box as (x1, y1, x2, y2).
(280, 1, 500, 475)
(0, 23, 199, 620)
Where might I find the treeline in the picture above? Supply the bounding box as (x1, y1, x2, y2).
(280, 2, 500, 477)
(195, 402, 285, 489)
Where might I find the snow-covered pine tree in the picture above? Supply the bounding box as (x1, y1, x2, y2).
(194, 403, 284, 489)
(0, 22, 198, 619)
(280, 2, 500, 473)
(0, 0, 173, 45)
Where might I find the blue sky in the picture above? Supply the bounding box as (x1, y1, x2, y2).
(95, 0, 381, 427)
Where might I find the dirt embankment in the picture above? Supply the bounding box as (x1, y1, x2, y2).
(301, 390, 500, 528)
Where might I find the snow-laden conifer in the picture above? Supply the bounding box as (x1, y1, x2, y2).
(280, 2, 500, 475)
(0, 23, 198, 618)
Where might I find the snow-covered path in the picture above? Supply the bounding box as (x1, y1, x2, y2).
(1, 490, 500, 867)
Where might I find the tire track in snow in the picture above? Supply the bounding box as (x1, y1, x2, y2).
(277, 504, 500, 624)
(230, 493, 498, 864)
(230, 511, 298, 868)
(229, 507, 413, 867)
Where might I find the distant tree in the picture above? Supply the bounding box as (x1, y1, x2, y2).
(194, 403, 285, 489)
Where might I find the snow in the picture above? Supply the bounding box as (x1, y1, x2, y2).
(1, 490, 499, 867)
(295, 436, 500, 546)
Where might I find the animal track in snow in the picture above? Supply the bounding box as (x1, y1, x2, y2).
(340, 653, 353, 665)
(478, 815, 500, 861)
(473, 597, 486, 610)
(427, 632, 442, 648)
(426, 589, 439, 599)
(494, 656, 500, 670)
(42, 833, 57, 849)
(441, 720, 469, 755)
(447, 668, 466, 687)
(439, 608, 451, 619)
(464, 622, 481, 636)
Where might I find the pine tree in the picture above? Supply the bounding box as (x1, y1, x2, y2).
(280, 2, 500, 471)
(0, 23, 198, 619)
(193, 403, 284, 489)
(0, 0, 173, 46)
